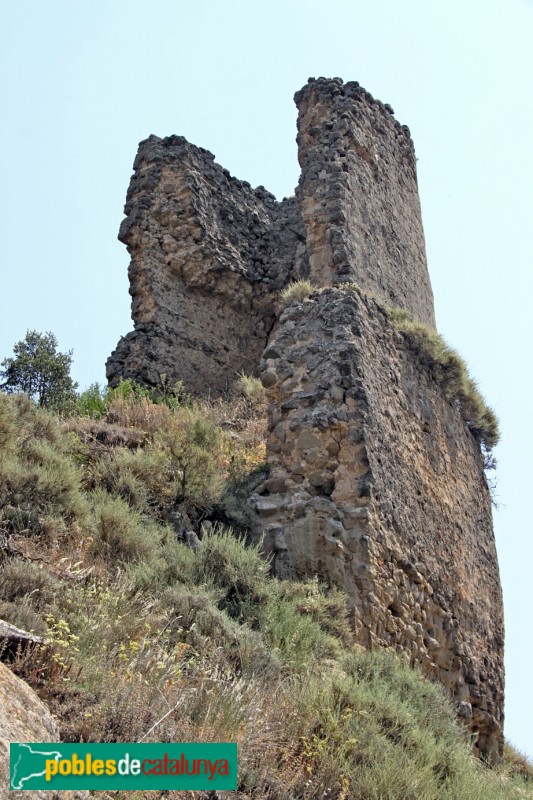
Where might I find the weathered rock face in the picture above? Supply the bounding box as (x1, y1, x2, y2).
(252, 286, 503, 761)
(0, 663, 58, 798)
(108, 77, 504, 760)
(0, 663, 87, 799)
(0, 663, 91, 799)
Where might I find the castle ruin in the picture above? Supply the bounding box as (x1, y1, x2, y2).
(107, 77, 504, 761)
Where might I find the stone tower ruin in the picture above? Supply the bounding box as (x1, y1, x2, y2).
(108, 77, 504, 761)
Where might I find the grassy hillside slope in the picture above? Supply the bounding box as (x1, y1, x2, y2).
(0, 390, 530, 799)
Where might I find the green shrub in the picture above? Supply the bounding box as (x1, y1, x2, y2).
(24, 439, 89, 521)
(0, 397, 89, 539)
(261, 596, 340, 668)
(194, 527, 270, 624)
(281, 279, 316, 306)
(0, 558, 62, 608)
(86, 447, 172, 514)
(276, 650, 526, 800)
(105, 377, 151, 404)
(10, 393, 66, 448)
(128, 536, 198, 592)
(153, 374, 189, 409)
(0, 393, 17, 452)
(186, 530, 343, 668)
(105, 376, 187, 410)
(274, 577, 353, 647)
(165, 406, 226, 509)
(91, 489, 162, 562)
(0, 598, 46, 636)
(342, 648, 460, 743)
(75, 382, 107, 418)
(159, 583, 281, 679)
(111, 468, 150, 511)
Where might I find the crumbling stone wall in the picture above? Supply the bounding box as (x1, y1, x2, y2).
(107, 77, 434, 392)
(295, 79, 435, 326)
(108, 78, 504, 761)
(252, 285, 503, 761)
(107, 135, 308, 394)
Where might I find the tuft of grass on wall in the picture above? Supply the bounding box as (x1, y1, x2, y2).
(234, 372, 267, 405)
(281, 279, 316, 306)
(386, 306, 500, 452)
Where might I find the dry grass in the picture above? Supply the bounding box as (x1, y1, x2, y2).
(386, 306, 499, 451)
(1, 392, 529, 800)
(281, 279, 316, 306)
(234, 372, 267, 405)
(503, 742, 533, 781)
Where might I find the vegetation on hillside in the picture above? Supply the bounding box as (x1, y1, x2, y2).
(0, 389, 529, 799)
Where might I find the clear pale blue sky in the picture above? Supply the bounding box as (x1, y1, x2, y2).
(1, 0, 531, 757)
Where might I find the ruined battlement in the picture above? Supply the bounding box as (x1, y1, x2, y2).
(107, 77, 434, 392)
(108, 132, 308, 394)
(108, 132, 307, 394)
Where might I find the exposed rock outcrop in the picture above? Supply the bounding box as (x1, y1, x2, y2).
(1, 663, 59, 799)
(108, 77, 504, 760)
(0, 663, 87, 799)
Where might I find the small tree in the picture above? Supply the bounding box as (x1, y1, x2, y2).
(166, 408, 225, 509)
(0, 330, 78, 408)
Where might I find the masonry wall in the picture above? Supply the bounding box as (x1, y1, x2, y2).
(107, 135, 308, 394)
(108, 77, 435, 393)
(252, 285, 504, 761)
(295, 78, 435, 327)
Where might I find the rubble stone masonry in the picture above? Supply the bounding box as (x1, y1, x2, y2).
(252, 286, 503, 761)
(108, 78, 504, 759)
